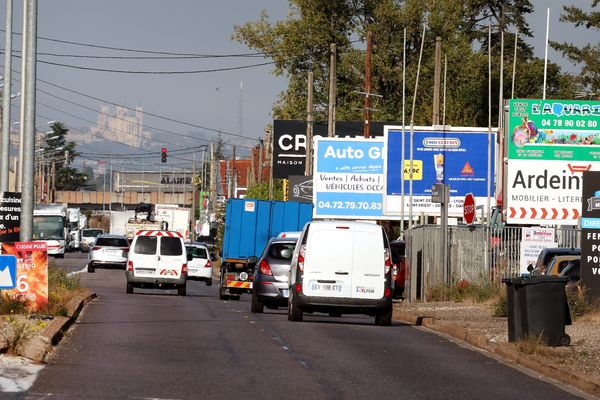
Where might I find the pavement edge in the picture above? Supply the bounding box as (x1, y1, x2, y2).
(20, 289, 97, 363)
(393, 310, 600, 399)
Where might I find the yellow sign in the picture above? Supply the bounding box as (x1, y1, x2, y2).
(282, 179, 289, 201)
(403, 160, 423, 180)
(193, 176, 202, 185)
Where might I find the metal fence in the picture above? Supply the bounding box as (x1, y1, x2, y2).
(405, 225, 580, 302)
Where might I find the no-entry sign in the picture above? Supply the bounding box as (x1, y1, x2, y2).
(464, 193, 475, 224)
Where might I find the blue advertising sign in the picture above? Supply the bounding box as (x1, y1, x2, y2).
(0, 254, 17, 289)
(314, 137, 398, 219)
(383, 127, 495, 217)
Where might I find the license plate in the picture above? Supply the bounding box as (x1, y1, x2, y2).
(136, 269, 155, 275)
(310, 282, 342, 292)
(188, 268, 198, 274)
(280, 289, 289, 298)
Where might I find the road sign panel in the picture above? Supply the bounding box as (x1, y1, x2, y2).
(464, 193, 475, 224)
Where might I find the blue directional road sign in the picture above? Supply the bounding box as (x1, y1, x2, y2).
(0, 254, 17, 289)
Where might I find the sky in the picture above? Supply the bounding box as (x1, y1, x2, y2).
(0, 0, 595, 172)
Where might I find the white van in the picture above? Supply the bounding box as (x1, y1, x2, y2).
(288, 220, 394, 325)
(126, 230, 191, 296)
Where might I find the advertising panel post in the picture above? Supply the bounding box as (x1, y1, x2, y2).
(581, 171, 600, 299)
(0, 242, 49, 311)
(506, 99, 600, 225)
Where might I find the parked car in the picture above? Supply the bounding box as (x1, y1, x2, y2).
(251, 236, 297, 313)
(87, 234, 130, 273)
(80, 228, 104, 252)
(126, 230, 191, 296)
(288, 220, 394, 326)
(559, 259, 581, 292)
(529, 247, 581, 275)
(545, 255, 580, 276)
(390, 240, 406, 299)
(186, 243, 213, 286)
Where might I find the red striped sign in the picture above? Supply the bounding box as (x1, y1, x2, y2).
(508, 207, 580, 220)
(135, 230, 183, 238)
(226, 281, 253, 289)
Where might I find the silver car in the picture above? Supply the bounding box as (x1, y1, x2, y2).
(88, 234, 129, 273)
(251, 237, 296, 313)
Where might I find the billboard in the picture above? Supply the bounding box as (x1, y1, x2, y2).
(506, 99, 600, 225)
(288, 175, 313, 203)
(383, 126, 495, 217)
(313, 137, 395, 219)
(272, 120, 395, 179)
(0, 242, 48, 311)
(580, 171, 600, 298)
(0, 192, 21, 242)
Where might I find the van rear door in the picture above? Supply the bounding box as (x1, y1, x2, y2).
(303, 224, 353, 298)
(157, 236, 185, 280)
(131, 235, 159, 277)
(351, 226, 385, 299)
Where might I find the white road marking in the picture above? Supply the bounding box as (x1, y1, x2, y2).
(0, 355, 44, 392)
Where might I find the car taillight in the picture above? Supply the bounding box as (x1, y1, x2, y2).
(384, 249, 392, 274)
(91, 246, 101, 251)
(384, 287, 392, 297)
(204, 259, 212, 268)
(127, 261, 134, 271)
(182, 263, 188, 274)
(259, 259, 273, 275)
(295, 283, 302, 293)
(298, 245, 305, 272)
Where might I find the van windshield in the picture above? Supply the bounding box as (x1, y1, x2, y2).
(134, 236, 157, 255)
(161, 237, 183, 256)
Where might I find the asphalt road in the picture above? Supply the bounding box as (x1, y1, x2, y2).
(1, 253, 593, 399)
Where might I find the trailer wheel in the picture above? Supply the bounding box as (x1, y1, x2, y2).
(87, 263, 95, 273)
(375, 306, 393, 326)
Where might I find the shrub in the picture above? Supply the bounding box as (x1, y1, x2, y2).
(426, 280, 503, 303)
(492, 290, 508, 317)
(567, 288, 591, 320)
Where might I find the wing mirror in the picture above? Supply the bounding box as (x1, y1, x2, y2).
(527, 264, 534, 273)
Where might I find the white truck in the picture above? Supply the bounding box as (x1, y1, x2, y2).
(154, 204, 191, 242)
(66, 208, 82, 251)
(110, 210, 135, 236)
(33, 204, 68, 258)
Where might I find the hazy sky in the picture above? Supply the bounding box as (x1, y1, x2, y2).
(0, 0, 594, 170)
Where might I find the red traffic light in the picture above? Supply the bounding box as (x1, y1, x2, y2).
(161, 147, 167, 163)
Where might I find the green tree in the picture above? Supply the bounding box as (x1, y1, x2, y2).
(550, 0, 600, 96)
(244, 180, 283, 201)
(235, 0, 575, 128)
(43, 122, 88, 190)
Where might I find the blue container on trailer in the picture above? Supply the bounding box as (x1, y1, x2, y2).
(222, 199, 312, 261)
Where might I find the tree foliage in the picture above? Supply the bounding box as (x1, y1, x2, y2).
(234, 0, 576, 128)
(550, 0, 600, 96)
(43, 122, 88, 190)
(244, 180, 283, 201)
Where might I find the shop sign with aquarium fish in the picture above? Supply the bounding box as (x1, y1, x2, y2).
(506, 99, 600, 225)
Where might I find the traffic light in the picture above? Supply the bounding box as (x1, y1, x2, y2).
(161, 147, 167, 163)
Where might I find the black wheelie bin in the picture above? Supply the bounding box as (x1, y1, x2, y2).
(502, 275, 571, 346)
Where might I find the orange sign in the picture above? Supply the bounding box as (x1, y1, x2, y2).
(461, 162, 474, 176)
(0, 242, 48, 311)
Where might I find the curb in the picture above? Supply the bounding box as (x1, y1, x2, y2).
(19, 290, 97, 363)
(393, 310, 600, 398)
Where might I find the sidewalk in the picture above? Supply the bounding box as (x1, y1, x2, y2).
(393, 301, 600, 399)
(0, 289, 96, 363)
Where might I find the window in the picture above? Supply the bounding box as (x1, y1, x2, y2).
(96, 237, 129, 247)
(134, 236, 157, 255)
(268, 242, 296, 260)
(186, 246, 208, 259)
(83, 229, 104, 238)
(161, 237, 183, 256)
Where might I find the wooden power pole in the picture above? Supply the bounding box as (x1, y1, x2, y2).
(364, 31, 373, 138)
(327, 43, 337, 137)
(305, 71, 314, 176)
(433, 37, 442, 126)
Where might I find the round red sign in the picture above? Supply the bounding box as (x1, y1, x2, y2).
(463, 193, 475, 224)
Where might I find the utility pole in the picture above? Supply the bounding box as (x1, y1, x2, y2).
(432, 37, 442, 126)
(327, 43, 337, 137)
(258, 139, 264, 183)
(0, 0, 13, 192)
(232, 145, 236, 199)
(210, 142, 217, 215)
(19, 0, 38, 241)
(364, 31, 372, 138)
(305, 71, 314, 175)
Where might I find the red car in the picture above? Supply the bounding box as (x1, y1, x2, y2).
(390, 240, 406, 299)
